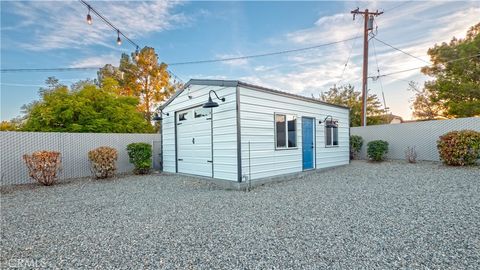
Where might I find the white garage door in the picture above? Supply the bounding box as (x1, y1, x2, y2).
(177, 107, 212, 177)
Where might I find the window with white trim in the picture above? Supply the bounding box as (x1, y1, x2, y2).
(275, 114, 297, 149)
(325, 120, 339, 147)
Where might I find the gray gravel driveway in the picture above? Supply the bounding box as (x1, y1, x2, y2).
(1, 161, 479, 269)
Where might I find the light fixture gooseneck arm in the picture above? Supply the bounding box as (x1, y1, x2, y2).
(209, 90, 226, 102)
(319, 115, 333, 125)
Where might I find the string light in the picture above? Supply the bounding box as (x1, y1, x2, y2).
(135, 46, 140, 61)
(86, 6, 92, 25)
(116, 30, 122, 46)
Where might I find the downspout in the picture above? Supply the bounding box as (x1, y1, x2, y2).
(348, 107, 351, 164)
(160, 116, 163, 171)
(236, 83, 242, 182)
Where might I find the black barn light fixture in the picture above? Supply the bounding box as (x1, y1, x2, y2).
(152, 111, 169, 121)
(319, 115, 338, 127)
(202, 90, 225, 108)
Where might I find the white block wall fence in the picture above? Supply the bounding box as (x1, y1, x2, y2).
(351, 117, 480, 161)
(0, 132, 160, 186)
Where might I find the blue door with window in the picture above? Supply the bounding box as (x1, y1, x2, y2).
(302, 117, 315, 170)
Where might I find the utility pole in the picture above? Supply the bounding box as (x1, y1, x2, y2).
(351, 8, 383, 126)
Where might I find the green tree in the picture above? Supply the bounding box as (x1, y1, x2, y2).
(408, 81, 444, 120)
(22, 78, 155, 133)
(1, 121, 18, 131)
(420, 23, 480, 118)
(319, 84, 387, 127)
(98, 47, 179, 121)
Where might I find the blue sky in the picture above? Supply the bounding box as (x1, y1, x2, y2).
(1, 0, 479, 121)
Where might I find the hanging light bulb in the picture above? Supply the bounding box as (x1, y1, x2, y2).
(135, 46, 140, 61)
(116, 30, 122, 46)
(86, 7, 92, 25)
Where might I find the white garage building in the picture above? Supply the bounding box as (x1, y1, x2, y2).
(160, 79, 350, 186)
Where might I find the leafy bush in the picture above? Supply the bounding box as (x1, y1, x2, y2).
(127, 143, 152, 174)
(437, 130, 480, 166)
(405, 146, 417, 163)
(350, 135, 364, 160)
(367, 140, 389, 161)
(88, 146, 118, 179)
(23, 151, 62, 186)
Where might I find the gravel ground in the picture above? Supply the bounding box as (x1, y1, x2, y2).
(1, 160, 479, 269)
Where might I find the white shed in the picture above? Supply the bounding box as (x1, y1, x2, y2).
(160, 79, 350, 187)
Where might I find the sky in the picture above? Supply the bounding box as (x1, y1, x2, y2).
(1, 0, 479, 121)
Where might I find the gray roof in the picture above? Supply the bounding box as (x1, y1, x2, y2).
(160, 79, 349, 110)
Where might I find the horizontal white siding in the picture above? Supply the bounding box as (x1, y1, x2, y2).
(239, 86, 349, 180)
(162, 84, 238, 181)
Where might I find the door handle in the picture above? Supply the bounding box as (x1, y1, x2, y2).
(207, 160, 213, 163)
(192, 138, 195, 144)
(178, 158, 183, 161)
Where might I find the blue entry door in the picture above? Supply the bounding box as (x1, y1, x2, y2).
(302, 117, 315, 170)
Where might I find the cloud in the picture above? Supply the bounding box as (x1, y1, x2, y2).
(287, 13, 361, 45)
(215, 54, 249, 67)
(236, 2, 478, 112)
(7, 1, 187, 51)
(70, 53, 120, 68)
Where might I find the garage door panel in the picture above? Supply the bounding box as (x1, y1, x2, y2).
(177, 107, 212, 177)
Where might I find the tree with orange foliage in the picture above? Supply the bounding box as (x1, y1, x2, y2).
(98, 47, 180, 121)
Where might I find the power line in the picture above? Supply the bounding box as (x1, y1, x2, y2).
(0, 66, 183, 84)
(373, 37, 430, 64)
(371, 38, 388, 113)
(370, 53, 480, 79)
(383, 1, 413, 13)
(337, 20, 363, 86)
(168, 37, 359, 66)
(0, 36, 360, 74)
(1, 67, 98, 73)
(0, 83, 45, 87)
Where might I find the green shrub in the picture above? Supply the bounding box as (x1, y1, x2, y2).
(350, 135, 363, 160)
(88, 146, 118, 179)
(367, 140, 389, 161)
(437, 130, 480, 166)
(126, 143, 152, 174)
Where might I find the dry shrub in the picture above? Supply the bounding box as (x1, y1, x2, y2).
(405, 146, 417, 163)
(23, 151, 62, 186)
(88, 146, 118, 179)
